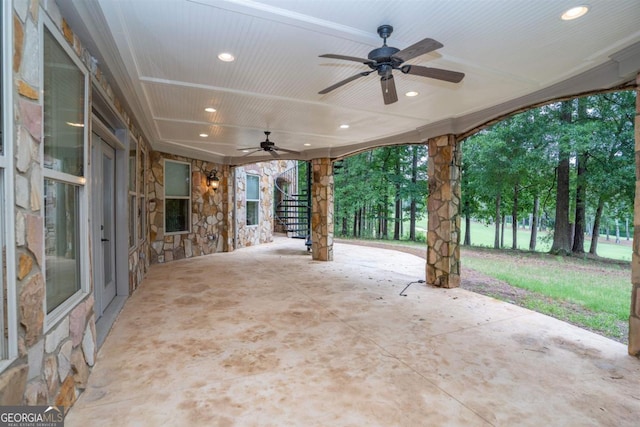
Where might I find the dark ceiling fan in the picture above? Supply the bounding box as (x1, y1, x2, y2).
(318, 25, 464, 105)
(237, 131, 299, 157)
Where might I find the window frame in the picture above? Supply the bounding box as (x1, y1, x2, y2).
(138, 144, 147, 244)
(246, 174, 260, 227)
(0, 0, 18, 371)
(164, 159, 191, 235)
(128, 138, 137, 249)
(41, 15, 91, 330)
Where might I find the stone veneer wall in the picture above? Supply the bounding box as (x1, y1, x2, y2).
(311, 158, 334, 261)
(426, 136, 461, 288)
(129, 135, 152, 293)
(148, 152, 230, 264)
(235, 161, 295, 248)
(631, 74, 640, 357)
(2, 0, 149, 407)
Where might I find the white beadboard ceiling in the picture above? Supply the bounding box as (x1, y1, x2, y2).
(59, 0, 640, 164)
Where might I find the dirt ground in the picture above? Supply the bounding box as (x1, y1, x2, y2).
(337, 239, 630, 344)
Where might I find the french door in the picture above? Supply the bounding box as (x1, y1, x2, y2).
(92, 134, 117, 318)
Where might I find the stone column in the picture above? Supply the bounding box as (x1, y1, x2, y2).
(311, 158, 334, 261)
(630, 74, 640, 357)
(427, 135, 461, 288)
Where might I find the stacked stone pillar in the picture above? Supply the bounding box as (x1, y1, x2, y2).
(427, 135, 461, 288)
(311, 158, 334, 261)
(631, 74, 640, 357)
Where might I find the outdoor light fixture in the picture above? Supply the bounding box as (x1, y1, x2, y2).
(206, 169, 220, 191)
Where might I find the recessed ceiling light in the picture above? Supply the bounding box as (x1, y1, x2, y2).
(561, 6, 589, 20)
(204, 107, 217, 113)
(217, 52, 235, 62)
(339, 124, 349, 129)
(242, 150, 249, 153)
(199, 133, 208, 137)
(304, 143, 311, 146)
(405, 91, 419, 97)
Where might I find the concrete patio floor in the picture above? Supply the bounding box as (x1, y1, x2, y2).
(66, 237, 639, 426)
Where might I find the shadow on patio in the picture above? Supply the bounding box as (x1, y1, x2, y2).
(66, 237, 639, 426)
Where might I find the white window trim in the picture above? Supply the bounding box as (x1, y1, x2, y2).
(246, 174, 260, 227)
(164, 159, 191, 235)
(0, 0, 18, 372)
(41, 13, 91, 331)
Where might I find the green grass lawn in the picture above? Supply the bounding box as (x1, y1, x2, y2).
(462, 251, 630, 341)
(408, 218, 632, 261)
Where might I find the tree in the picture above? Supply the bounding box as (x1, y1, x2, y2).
(550, 101, 573, 255)
(333, 145, 427, 241)
(571, 97, 590, 254)
(409, 145, 419, 241)
(585, 91, 635, 255)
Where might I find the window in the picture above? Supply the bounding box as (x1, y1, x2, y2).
(0, 0, 18, 368)
(138, 146, 147, 243)
(44, 181, 81, 312)
(129, 139, 137, 248)
(164, 160, 190, 233)
(0, 173, 9, 360)
(42, 23, 89, 318)
(246, 174, 259, 226)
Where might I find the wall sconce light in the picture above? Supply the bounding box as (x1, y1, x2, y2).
(206, 169, 220, 191)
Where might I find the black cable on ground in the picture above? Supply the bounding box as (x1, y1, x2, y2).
(399, 279, 425, 296)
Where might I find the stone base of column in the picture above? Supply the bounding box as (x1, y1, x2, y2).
(426, 255, 460, 288)
(629, 316, 640, 357)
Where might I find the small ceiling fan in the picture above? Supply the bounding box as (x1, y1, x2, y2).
(237, 131, 299, 157)
(318, 25, 465, 105)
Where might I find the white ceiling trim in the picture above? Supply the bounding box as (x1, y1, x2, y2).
(138, 76, 432, 122)
(153, 116, 351, 143)
(187, 0, 384, 47)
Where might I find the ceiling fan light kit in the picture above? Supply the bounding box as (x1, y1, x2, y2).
(319, 25, 465, 104)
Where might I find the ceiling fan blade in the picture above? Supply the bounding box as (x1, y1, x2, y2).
(237, 147, 258, 151)
(380, 75, 398, 105)
(268, 150, 280, 158)
(274, 146, 299, 154)
(319, 54, 373, 65)
(394, 38, 443, 62)
(319, 71, 371, 95)
(242, 149, 262, 157)
(402, 65, 465, 83)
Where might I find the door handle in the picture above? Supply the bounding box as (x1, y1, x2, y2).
(101, 238, 109, 242)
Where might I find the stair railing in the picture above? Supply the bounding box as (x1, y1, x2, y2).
(274, 162, 311, 249)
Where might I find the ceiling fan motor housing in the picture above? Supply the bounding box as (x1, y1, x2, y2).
(260, 140, 275, 151)
(368, 46, 400, 62)
(260, 131, 275, 151)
